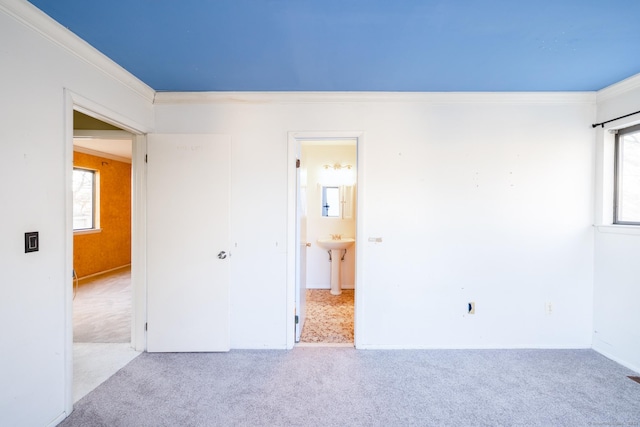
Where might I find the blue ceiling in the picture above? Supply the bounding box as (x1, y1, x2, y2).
(27, 0, 640, 92)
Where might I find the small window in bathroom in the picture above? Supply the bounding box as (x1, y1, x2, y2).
(322, 186, 340, 217)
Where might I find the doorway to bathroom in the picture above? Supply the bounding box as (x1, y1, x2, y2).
(287, 132, 363, 348)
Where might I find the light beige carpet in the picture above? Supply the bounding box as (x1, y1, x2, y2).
(300, 289, 354, 343)
(73, 267, 131, 343)
(61, 349, 640, 427)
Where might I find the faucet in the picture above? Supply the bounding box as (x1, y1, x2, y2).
(330, 234, 342, 240)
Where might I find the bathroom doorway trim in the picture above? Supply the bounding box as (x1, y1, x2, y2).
(286, 131, 365, 349)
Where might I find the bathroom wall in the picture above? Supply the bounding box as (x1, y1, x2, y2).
(302, 143, 357, 289)
(73, 150, 131, 278)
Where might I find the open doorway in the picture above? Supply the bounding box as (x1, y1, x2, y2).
(289, 133, 362, 348)
(71, 111, 140, 401)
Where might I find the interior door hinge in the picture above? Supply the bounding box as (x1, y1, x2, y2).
(145, 322, 148, 331)
(295, 315, 299, 324)
(145, 154, 148, 163)
(296, 158, 300, 168)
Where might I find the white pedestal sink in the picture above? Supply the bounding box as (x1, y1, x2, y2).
(317, 237, 355, 295)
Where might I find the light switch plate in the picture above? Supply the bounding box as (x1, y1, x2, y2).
(25, 232, 39, 253)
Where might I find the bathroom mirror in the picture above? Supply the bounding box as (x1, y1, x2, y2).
(321, 185, 355, 218)
(321, 186, 340, 217)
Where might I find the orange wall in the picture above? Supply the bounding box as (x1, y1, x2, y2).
(73, 151, 131, 278)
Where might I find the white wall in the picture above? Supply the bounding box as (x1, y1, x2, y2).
(302, 143, 357, 289)
(155, 92, 596, 350)
(0, 1, 154, 425)
(592, 75, 640, 373)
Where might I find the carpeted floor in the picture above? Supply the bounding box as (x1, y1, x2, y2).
(73, 266, 131, 343)
(300, 289, 354, 344)
(61, 348, 640, 426)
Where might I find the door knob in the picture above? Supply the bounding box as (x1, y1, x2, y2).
(305, 243, 311, 247)
(217, 251, 227, 259)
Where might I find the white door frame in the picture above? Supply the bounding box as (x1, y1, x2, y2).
(286, 131, 365, 349)
(63, 89, 150, 414)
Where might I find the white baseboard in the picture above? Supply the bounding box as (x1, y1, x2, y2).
(355, 344, 592, 350)
(593, 345, 640, 375)
(48, 411, 68, 427)
(306, 284, 354, 290)
(77, 264, 131, 281)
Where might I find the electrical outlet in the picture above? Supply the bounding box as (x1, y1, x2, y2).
(545, 302, 553, 315)
(468, 302, 475, 314)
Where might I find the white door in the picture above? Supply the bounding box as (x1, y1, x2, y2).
(146, 134, 231, 352)
(295, 157, 308, 342)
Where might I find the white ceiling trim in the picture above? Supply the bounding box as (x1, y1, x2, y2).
(596, 72, 640, 103)
(154, 91, 595, 106)
(73, 130, 133, 139)
(73, 145, 131, 164)
(0, 0, 155, 103)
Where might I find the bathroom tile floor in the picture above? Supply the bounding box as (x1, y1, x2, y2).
(300, 289, 354, 344)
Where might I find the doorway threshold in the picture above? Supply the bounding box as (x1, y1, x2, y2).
(295, 342, 354, 348)
(73, 343, 141, 402)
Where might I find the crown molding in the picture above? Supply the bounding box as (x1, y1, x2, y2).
(73, 130, 133, 139)
(0, 0, 155, 103)
(154, 91, 595, 106)
(73, 146, 131, 164)
(596, 72, 640, 103)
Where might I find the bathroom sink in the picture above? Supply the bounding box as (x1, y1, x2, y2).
(317, 237, 355, 295)
(317, 238, 355, 251)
